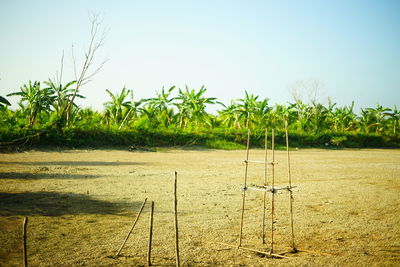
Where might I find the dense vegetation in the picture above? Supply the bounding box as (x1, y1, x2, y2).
(0, 81, 399, 149)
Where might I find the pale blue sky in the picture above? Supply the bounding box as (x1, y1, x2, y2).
(0, 0, 399, 113)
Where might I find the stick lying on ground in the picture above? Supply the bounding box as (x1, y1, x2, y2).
(208, 241, 287, 259)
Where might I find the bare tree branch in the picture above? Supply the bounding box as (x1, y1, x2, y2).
(60, 13, 108, 126)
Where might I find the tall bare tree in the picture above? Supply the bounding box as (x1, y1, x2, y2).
(58, 13, 108, 127)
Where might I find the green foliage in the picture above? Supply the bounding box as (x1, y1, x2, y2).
(1, 82, 399, 149)
(330, 136, 347, 147)
(7, 81, 53, 127)
(205, 139, 246, 150)
(0, 96, 11, 108)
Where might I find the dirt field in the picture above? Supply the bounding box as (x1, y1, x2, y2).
(0, 148, 399, 266)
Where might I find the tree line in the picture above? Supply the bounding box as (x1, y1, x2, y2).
(1, 81, 398, 137)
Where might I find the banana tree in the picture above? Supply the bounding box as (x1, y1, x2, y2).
(309, 102, 330, 134)
(7, 81, 53, 127)
(270, 104, 294, 131)
(359, 108, 374, 133)
(174, 85, 218, 128)
(365, 104, 391, 134)
(384, 105, 399, 135)
(147, 86, 176, 126)
(0, 96, 11, 108)
(44, 79, 85, 127)
(218, 101, 240, 128)
(118, 91, 147, 129)
(290, 100, 311, 133)
(104, 87, 132, 125)
(236, 91, 259, 128)
(253, 98, 271, 129)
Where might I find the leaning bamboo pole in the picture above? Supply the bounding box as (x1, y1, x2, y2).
(238, 129, 250, 247)
(285, 121, 296, 251)
(147, 201, 154, 266)
(262, 128, 268, 244)
(23, 217, 28, 267)
(116, 198, 147, 256)
(270, 129, 275, 254)
(173, 171, 180, 267)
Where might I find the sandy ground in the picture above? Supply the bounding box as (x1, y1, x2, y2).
(0, 148, 399, 266)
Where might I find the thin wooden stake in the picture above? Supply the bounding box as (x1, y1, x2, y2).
(286, 121, 296, 251)
(270, 129, 275, 254)
(173, 171, 180, 267)
(147, 201, 154, 266)
(116, 198, 147, 256)
(23, 216, 28, 267)
(262, 128, 268, 244)
(238, 129, 250, 247)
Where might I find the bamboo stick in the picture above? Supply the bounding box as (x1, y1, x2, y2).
(274, 245, 332, 256)
(262, 128, 268, 244)
(247, 186, 297, 192)
(238, 129, 250, 247)
(263, 185, 297, 191)
(270, 129, 275, 253)
(286, 121, 296, 251)
(244, 160, 266, 164)
(147, 201, 154, 266)
(23, 217, 28, 267)
(208, 241, 287, 259)
(244, 160, 276, 164)
(116, 198, 147, 256)
(238, 245, 287, 259)
(173, 171, 180, 267)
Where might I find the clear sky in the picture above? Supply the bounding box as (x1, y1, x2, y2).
(0, 0, 399, 113)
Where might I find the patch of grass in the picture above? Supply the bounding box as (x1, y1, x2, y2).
(204, 139, 246, 150)
(0, 126, 399, 149)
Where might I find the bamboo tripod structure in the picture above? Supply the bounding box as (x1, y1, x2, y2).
(238, 124, 297, 255)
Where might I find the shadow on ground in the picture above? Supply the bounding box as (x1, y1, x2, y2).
(0, 172, 101, 179)
(0, 192, 139, 216)
(0, 161, 145, 166)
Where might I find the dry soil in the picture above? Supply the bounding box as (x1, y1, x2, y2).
(0, 148, 399, 266)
